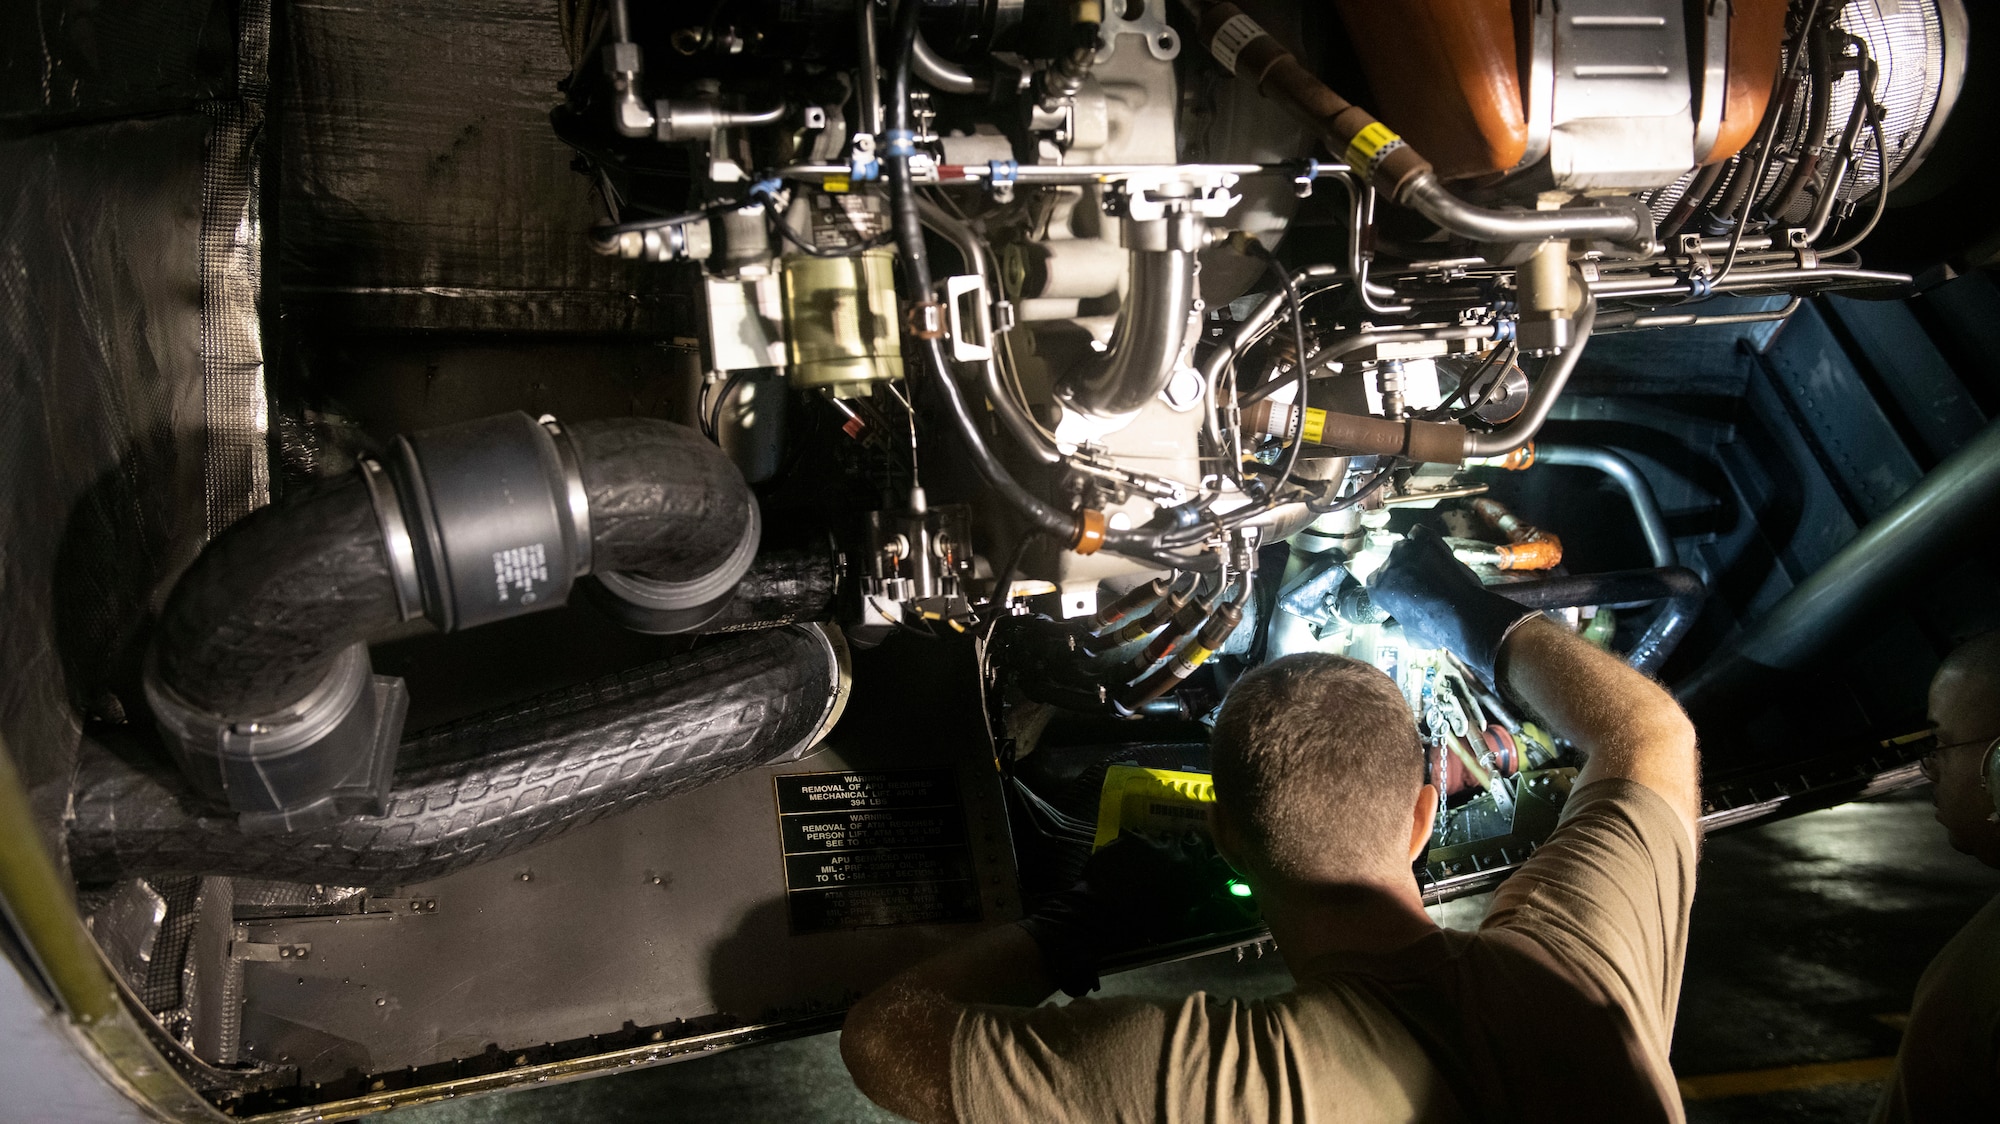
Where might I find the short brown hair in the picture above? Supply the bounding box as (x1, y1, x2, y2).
(1210, 653, 1425, 881)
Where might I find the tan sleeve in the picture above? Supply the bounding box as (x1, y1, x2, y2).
(1480, 778, 1697, 1052)
(951, 995, 1191, 1124)
(952, 984, 1440, 1112)
(952, 992, 1347, 1124)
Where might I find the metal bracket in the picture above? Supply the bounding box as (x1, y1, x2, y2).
(1677, 232, 1713, 278)
(231, 936, 312, 963)
(366, 896, 441, 915)
(944, 275, 994, 363)
(1789, 227, 1818, 269)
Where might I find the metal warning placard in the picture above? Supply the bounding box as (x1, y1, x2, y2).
(774, 769, 981, 934)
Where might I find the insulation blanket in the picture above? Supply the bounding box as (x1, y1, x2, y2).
(0, 117, 213, 847)
(277, 0, 689, 334)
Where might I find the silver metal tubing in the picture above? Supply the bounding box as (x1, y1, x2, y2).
(1679, 417, 2000, 708)
(1059, 248, 1196, 416)
(1802, 79, 1874, 242)
(856, 0, 883, 137)
(657, 100, 789, 141)
(1535, 445, 1675, 568)
(778, 162, 1345, 184)
(1197, 262, 1346, 413)
(1596, 297, 1802, 334)
(1587, 267, 1912, 299)
(915, 196, 1059, 464)
(913, 32, 988, 95)
(1398, 173, 1650, 248)
(1461, 292, 1597, 458)
(607, 0, 656, 138)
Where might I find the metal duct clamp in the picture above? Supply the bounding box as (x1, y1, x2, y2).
(585, 503, 763, 635)
(143, 643, 408, 834)
(381, 412, 591, 632)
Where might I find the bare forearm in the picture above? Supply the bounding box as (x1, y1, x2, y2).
(842, 924, 1054, 1124)
(1497, 616, 1700, 835)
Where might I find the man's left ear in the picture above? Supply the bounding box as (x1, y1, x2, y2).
(1408, 782, 1439, 864)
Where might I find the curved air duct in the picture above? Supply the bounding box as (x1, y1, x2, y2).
(143, 412, 768, 826)
(74, 625, 849, 884)
(1058, 247, 1198, 417)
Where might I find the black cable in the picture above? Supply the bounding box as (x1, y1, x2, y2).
(1420, 343, 1508, 421)
(879, 0, 1217, 572)
(1718, 0, 1826, 281)
(701, 369, 753, 442)
(593, 201, 734, 238)
(985, 533, 1035, 619)
(1307, 464, 1396, 514)
(1250, 253, 1312, 506)
(870, 596, 942, 639)
(768, 205, 894, 258)
(1453, 343, 1518, 422)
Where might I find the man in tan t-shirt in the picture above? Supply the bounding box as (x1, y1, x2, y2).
(1872, 631, 2000, 1123)
(842, 527, 1701, 1123)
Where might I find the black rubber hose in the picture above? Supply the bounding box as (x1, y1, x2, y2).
(1763, 23, 1833, 222)
(151, 416, 755, 721)
(568, 416, 757, 580)
(1489, 567, 1706, 676)
(883, 0, 1207, 569)
(152, 475, 403, 717)
(72, 626, 846, 883)
(696, 549, 839, 633)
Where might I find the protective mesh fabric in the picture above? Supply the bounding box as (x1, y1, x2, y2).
(275, 0, 684, 334)
(197, 0, 273, 532)
(0, 117, 212, 848)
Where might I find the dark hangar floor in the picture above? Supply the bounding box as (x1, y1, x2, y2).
(386, 787, 2000, 1124)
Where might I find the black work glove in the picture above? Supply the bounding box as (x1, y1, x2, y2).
(1017, 830, 1211, 998)
(1367, 524, 1538, 684)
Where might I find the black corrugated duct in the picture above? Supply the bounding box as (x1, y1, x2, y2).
(143, 411, 773, 826)
(74, 625, 848, 884)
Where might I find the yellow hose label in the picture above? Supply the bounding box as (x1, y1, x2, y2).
(1300, 407, 1326, 446)
(1344, 122, 1406, 180)
(1208, 13, 1268, 75)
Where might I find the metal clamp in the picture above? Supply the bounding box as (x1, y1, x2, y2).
(358, 456, 424, 622)
(539, 417, 595, 579)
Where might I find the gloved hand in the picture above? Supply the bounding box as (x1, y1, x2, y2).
(1367, 524, 1538, 684)
(1017, 830, 1212, 998)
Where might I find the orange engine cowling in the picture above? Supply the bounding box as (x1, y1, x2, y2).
(1329, 0, 1787, 181)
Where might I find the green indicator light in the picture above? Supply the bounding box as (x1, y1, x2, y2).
(1227, 880, 1253, 898)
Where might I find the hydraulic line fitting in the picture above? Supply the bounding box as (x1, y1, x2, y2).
(1122, 600, 1245, 708)
(1085, 578, 1169, 634)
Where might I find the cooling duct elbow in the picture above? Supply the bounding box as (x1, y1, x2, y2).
(143, 412, 762, 830)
